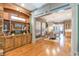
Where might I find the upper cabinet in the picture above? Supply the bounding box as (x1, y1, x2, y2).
(0, 3, 31, 24)
(0, 4, 3, 11)
(0, 3, 31, 35)
(3, 12, 10, 20)
(3, 3, 31, 16)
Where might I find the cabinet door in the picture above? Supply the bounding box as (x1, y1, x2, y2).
(0, 36, 5, 49)
(27, 34, 32, 44)
(3, 12, 10, 20)
(4, 36, 14, 52)
(26, 35, 28, 44)
(14, 36, 22, 48)
(22, 35, 27, 45)
(29, 35, 32, 43)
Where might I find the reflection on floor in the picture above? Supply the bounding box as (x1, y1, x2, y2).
(5, 39, 71, 56)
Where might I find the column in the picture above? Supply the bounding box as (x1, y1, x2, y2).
(30, 14, 36, 43)
(71, 4, 78, 55)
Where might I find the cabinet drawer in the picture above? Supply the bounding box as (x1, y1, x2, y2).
(4, 36, 14, 52)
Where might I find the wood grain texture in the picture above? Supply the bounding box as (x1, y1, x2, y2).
(5, 38, 71, 56)
(0, 34, 32, 53)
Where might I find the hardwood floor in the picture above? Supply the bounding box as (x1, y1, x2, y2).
(4, 39, 71, 56)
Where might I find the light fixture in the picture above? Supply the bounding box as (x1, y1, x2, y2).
(11, 16, 25, 22)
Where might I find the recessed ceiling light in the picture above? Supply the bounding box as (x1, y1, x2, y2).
(11, 16, 25, 22)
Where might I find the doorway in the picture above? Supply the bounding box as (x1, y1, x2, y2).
(35, 6, 72, 54)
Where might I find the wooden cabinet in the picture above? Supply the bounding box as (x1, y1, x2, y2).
(0, 34, 32, 53)
(27, 34, 32, 43)
(3, 20, 10, 33)
(0, 36, 4, 49)
(0, 8, 3, 34)
(14, 35, 22, 48)
(0, 4, 3, 11)
(0, 4, 31, 55)
(25, 35, 28, 44)
(0, 13, 3, 18)
(4, 36, 14, 52)
(3, 12, 10, 20)
(22, 35, 27, 45)
(4, 4, 31, 16)
(9, 34, 32, 49)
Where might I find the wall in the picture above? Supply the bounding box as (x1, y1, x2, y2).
(71, 4, 78, 55)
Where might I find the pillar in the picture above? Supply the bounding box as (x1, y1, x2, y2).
(71, 4, 78, 55)
(30, 13, 36, 43)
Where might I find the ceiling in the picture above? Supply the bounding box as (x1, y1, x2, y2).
(15, 3, 72, 23)
(40, 9, 72, 23)
(15, 3, 46, 11)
